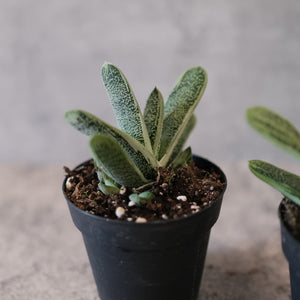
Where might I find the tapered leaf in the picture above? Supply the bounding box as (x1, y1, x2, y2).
(101, 63, 152, 150)
(159, 106, 197, 166)
(247, 106, 300, 160)
(159, 66, 207, 162)
(90, 134, 150, 187)
(172, 147, 192, 169)
(167, 114, 196, 165)
(144, 87, 164, 157)
(65, 109, 157, 178)
(249, 160, 300, 206)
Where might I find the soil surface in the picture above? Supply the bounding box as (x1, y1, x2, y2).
(281, 198, 300, 240)
(63, 160, 225, 222)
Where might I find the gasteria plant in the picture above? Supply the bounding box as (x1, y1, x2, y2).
(246, 106, 300, 207)
(65, 63, 207, 204)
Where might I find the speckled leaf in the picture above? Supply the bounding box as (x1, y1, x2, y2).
(247, 106, 300, 160)
(65, 109, 157, 178)
(249, 160, 300, 206)
(167, 114, 196, 165)
(90, 134, 150, 187)
(159, 105, 197, 166)
(143, 87, 164, 157)
(159, 66, 207, 162)
(101, 63, 152, 150)
(172, 147, 192, 169)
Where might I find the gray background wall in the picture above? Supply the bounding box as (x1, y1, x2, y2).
(2, 0, 300, 165)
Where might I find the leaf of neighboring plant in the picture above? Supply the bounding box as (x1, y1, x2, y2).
(101, 63, 152, 151)
(90, 134, 150, 187)
(144, 87, 164, 157)
(247, 106, 300, 160)
(166, 114, 196, 165)
(65, 109, 157, 178)
(159, 66, 207, 162)
(249, 160, 300, 206)
(172, 147, 192, 169)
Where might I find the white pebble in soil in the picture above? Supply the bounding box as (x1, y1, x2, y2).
(177, 195, 187, 201)
(66, 177, 73, 190)
(128, 200, 136, 207)
(190, 205, 200, 210)
(136, 217, 147, 223)
(115, 207, 126, 218)
(119, 186, 127, 195)
(162, 214, 168, 220)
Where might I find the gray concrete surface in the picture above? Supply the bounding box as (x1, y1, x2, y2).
(0, 162, 293, 299)
(1, 0, 300, 164)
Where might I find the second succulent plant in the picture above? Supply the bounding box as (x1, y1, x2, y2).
(246, 106, 300, 207)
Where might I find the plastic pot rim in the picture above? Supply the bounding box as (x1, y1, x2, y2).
(62, 155, 227, 227)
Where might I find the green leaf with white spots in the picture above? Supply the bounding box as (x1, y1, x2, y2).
(101, 63, 152, 151)
(90, 134, 150, 187)
(249, 160, 300, 206)
(65, 109, 157, 178)
(247, 106, 300, 160)
(144, 87, 164, 157)
(166, 114, 196, 165)
(159, 66, 207, 162)
(159, 105, 197, 166)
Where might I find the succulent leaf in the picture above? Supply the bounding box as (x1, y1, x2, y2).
(101, 63, 152, 151)
(144, 87, 164, 157)
(164, 66, 207, 117)
(247, 106, 300, 160)
(249, 160, 300, 206)
(65, 109, 158, 178)
(159, 66, 207, 162)
(167, 114, 196, 165)
(129, 190, 155, 206)
(98, 181, 120, 195)
(172, 147, 192, 169)
(90, 134, 150, 187)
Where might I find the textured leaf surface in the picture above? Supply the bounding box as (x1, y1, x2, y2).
(101, 63, 151, 150)
(249, 160, 300, 206)
(65, 109, 157, 178)
(159, 66, 207, 162)
(247, 106, 300, 160)
(144, 87, 164, 157)
(90, 134, 149, 187)
(166, 115, 196, 165)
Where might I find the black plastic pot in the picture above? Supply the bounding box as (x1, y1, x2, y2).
(63, 155, 227, 300)
(279, 201, 300, 300)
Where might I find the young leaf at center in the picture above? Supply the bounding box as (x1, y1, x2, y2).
(144, 87, 164, 157)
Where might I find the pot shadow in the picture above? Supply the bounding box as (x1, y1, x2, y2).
(198, 243, 291, 300)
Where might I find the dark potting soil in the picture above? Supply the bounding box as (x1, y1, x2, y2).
(64, 160, 225, 222)
(281, 198, 300, 241)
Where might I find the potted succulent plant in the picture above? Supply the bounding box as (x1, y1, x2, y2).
(63, 62, 227, 300)
(247, 106, 300, 300)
